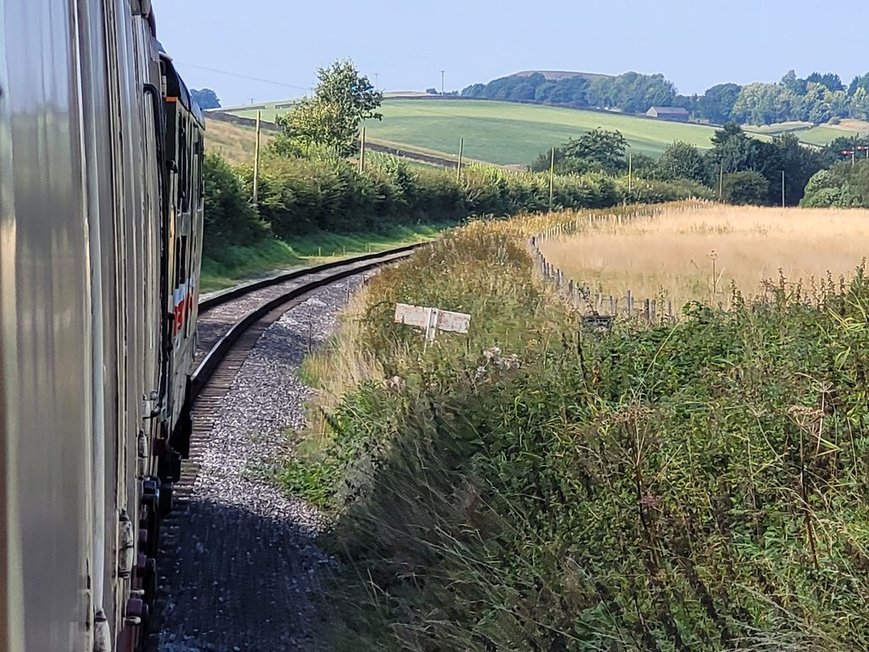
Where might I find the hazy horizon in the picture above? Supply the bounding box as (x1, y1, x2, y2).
(151, 0, 869, 107)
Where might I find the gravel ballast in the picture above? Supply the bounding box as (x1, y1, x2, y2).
(155, 274, 371, 651)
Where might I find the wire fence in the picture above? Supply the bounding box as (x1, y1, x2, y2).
(528, 207, 679, 326)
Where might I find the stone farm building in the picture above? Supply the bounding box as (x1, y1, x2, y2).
(646, 106, 690, 122)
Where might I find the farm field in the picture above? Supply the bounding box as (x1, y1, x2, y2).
(223, 98, 725, 165)
(221, 99, 869, 165)
(360, 99, 725, 165)
(540, 204, 869, 308)
(748, 117, 869, 147)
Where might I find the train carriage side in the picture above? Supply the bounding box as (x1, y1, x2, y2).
(0, 1, 204, 650)
(158, 59, 205, 475)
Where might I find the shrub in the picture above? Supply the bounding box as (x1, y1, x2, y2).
(202, 154, 269, 248)
(722, 170, 769, 205)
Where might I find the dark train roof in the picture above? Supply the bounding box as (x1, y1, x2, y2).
(156, 41, 205, 126)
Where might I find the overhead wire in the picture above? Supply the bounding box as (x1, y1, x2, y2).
(174, 61, 311, 91)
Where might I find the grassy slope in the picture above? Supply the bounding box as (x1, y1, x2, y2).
(222, 98, 869, 164)
(224, 98, 723, 164)
(363, 99, 723, 164)
(204, 118, 275, 166)
(748, 118, 869, 147)
(200, 223, 443, 291)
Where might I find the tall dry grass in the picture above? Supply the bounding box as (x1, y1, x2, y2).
(204, 118, 274, 165)
(540, 205, 869, 307)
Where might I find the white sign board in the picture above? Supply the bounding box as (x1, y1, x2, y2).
(394, 303, 471, 342)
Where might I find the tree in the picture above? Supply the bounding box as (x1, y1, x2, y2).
(781, 70, 808, 95)
(190, 88, 221, 109)
(801, 160, 869, 207)
(806, 72, 844, 93)
(532, 129, 628, 175)
(706, 123, 760, 173)
(656, 141, 709, 183)
(697, 83, 742, 124)
(731, 82, 796, 125)
(274, 59, 382, 158)
(756, 133, 826, 205)
(722, 171, 769, 205)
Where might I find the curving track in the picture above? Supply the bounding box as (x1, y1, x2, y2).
(149, 244, 422, 650)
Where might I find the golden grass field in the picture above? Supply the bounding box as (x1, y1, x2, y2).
(204, 118, 274, 165)
(540, 204, 869, 308)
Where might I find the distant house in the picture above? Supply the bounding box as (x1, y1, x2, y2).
(646, 106, 690, 122)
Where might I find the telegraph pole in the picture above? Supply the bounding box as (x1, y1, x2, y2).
(456, 137, 464, 183)
(628, 152, 633, 196)
(440, 70, 445, 95)
(718, 165, 724, 201)
(781, 170, 785, 208)
(359, 127, 367, 173)
(252, 110, 262, 203)
(549, 147, 555, 212)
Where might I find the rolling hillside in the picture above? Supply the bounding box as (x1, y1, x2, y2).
(219, 98, 868, 167)
(223, 98, 723, 165)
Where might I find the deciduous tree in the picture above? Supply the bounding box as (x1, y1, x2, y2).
(274, 60, 382, 158)
(656, 141, 709, 184)
(190, 88, 221, 109)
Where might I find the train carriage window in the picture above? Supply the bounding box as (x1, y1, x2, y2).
(178, 120, 189, 213)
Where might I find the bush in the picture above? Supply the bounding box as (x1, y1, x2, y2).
(202, 154, 270, 248)
(801, 160, 869, 208)
(722, 170, 769, 205)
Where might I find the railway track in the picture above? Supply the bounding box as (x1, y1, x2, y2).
(150, 243, 423, 650)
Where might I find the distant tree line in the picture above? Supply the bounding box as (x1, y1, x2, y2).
(532, 124, 832, 206)
(462, 70, 869, 125)
(191, 88, 221, 110)
(462, 72, 677, 114)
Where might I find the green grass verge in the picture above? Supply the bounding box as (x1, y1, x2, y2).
(200, 222, 445, 291)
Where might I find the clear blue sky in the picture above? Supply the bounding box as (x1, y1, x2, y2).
(151, 0, 869, 107)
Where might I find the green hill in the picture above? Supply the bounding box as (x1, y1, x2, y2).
(220, 98, 865, 167)
(221, 98, 722, 165)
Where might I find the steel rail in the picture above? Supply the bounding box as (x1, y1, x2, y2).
(191, 245, 420, 398)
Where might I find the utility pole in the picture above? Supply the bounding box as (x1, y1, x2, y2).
(628, 152, 633, 196)
(440, 70, 445, 95)
(549, 147, 555, 212)
(252, 110, 262, 203)
(781, 170, 785, 208)
(718, 165, 724, 201)
(359, 127, 367, 173)
(374, 72, 379, 89)
(456, 137, 464, 183)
